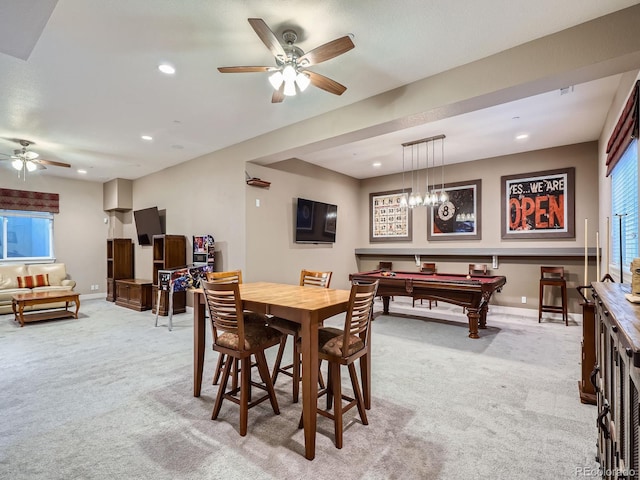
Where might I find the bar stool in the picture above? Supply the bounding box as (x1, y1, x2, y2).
(538, 266, 568, 326)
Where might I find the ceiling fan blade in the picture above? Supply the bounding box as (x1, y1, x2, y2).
(271, 84, 285, 103)
(298, 36, 355, 67)
(248, 18, 286, 61)
(218, 66, 275, 73)
(37, 159, 71, 168)
(305, 71, 347, 95)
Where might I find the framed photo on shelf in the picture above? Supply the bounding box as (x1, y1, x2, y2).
(501, 167, 575, 239)
(369, 189, 412, 242)
(427, 179, 481, 241)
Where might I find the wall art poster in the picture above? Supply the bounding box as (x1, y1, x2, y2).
(369, 189, 412, 242)
(427, 180, 481, 241)
(501, 167, 575, 239)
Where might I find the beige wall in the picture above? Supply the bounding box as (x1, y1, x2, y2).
(358, 142, 599, 312)
(245, 161, 360, 290)
(0, 175, 107, 295)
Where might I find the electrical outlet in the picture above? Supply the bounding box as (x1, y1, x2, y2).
(521, 296, 527, 304)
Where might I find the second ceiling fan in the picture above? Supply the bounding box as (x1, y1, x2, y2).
(218, 18, 355, 103)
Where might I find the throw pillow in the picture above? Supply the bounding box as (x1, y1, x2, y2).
(17, 274, 50, 288)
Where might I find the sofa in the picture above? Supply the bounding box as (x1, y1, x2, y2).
(0, 263, 76, 315)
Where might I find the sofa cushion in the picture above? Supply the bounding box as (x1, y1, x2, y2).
(27, 263, 67, 286)
(0, 264, 28, 289)
(0, 288, 31, 301)
(17, 274, 50, 288)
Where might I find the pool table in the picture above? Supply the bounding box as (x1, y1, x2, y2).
(349, 270, 506, 338)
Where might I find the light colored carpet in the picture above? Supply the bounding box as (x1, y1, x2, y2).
(0, 297, 598, 479)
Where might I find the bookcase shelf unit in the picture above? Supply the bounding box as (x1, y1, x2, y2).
(106, 238, 134, 302)
(152, 234, 187, 316)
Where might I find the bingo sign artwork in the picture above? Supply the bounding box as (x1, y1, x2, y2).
(371, 191, 410, 240)
(503, 168, 574, 238)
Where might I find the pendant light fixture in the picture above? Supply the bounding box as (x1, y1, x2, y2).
(400, 134, 447, 209)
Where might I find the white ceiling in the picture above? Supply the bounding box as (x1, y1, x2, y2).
(0, 0, 638, 182)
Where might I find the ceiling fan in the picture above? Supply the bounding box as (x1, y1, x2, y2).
(0, 139, 71, 179)
(218, 18, 355, 103)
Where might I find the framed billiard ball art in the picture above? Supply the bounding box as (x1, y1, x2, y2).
(427, 179, 481, 241)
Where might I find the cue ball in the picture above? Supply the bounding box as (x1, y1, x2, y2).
(466, 274, 471, 279)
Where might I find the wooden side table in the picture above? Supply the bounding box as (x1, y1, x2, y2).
(115, 279, 152, 311)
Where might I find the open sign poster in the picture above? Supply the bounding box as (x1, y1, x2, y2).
(501, 167, 575, 239)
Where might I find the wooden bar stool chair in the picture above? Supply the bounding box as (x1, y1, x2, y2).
(205, 270, 264, 387)
(269, 269, 332, 403)
(538, 266, 568, 326)
(299, 280, 379, 449)
(413, 262, 437, 308)
(202, 281, 283, 436)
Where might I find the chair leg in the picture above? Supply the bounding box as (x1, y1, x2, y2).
(348, 363, 368, 425)
(292, 333, 300, 403)
(538, 282, 543, 323)
(562, 285, 568, 326)
(239, 357, 250, 436)
(271, 335, 287, 385)
(331, 362, 343, 449)
(326, 361, 334, 410)
(212, 353, 226, 385)
(212, 354, 233, 420)
(256, 350, 280, 415)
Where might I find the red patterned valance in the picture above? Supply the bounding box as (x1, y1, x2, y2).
(606, 80, 639, 177)
(0, 189, 59, 213)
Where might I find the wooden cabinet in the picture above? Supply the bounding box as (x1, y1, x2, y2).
(151, 235, 186, 316)
(107, 238, 134, 302)
(593, 282, 640, 478)
(115, 279, 152, 311)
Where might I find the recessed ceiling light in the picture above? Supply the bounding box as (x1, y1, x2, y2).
(77, 169, 87, 174)
(141, 135, 153, 141)
(373, 162, 382, 167)
(158, 63, 175, 75)
(515, 133, 529, 140)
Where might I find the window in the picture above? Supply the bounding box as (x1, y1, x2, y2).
(0, 210, 54, 261)
(611, 138, 639, 279)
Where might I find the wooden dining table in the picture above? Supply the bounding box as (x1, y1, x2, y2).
(192, 281, 361, 460)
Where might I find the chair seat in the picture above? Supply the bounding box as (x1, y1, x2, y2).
(216, 325, 283, 350)
(319, 327, 365, 357)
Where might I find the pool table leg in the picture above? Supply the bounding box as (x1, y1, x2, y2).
(467, 310, 480, 339)
(479, 304, 488, 329)
(382, 296, 390, 314)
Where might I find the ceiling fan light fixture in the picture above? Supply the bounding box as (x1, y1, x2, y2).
(25, 160, 37, 172)
(12, 159, 22, 170)
(282, 64, 297, 82)
(268, 71, 283, 90)
(295, 72, 310, 91)
(283, 79, 297, 96)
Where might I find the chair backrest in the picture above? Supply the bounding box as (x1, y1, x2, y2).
(541, 266, 564, 279)
(378, 261, 392, 271)
(300, 269, 332, 288)
(205, 270, 243, 284)
(201, 280, 246, 349)
(421, 262, 436, 274)
(469, 263, 488, 276)
(340, 280, 379, 358)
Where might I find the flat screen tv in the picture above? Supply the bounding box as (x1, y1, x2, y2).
(295, 198, 337, 244)
(133, 206, 163, 245)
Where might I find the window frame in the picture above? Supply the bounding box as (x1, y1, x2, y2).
(0, 209, 55, 264)
(609, 138, 639, 281)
